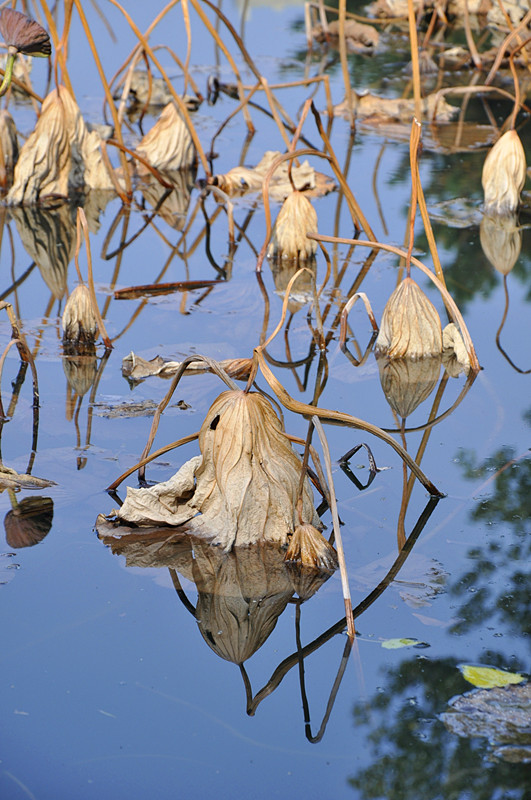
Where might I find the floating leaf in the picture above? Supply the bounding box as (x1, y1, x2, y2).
(381, 637, 429, 649)
(459, 664, 525, 689)
(121, 352, 252, 382)
(313, 19, 379, 53)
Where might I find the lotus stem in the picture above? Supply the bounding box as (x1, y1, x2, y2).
(0, 52, 15, 97)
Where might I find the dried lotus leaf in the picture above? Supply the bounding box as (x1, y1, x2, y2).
(376, 277, 442, 360)
(480, 213, 521, 275)
(7, 87, 113, 204)
(62, 285, 98, 343)
(377, 354, 441, 418)
(211, 150, 335, 201)
(0, 110, 18, 187)
(136, 102, 196, 172)
(113, 390, 321, 550)
(482, 130, 526, 216)
(267, 191, 318, 261)
(313, 19, 379, 52)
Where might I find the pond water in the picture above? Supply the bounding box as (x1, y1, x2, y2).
(0, 2, 530, 799)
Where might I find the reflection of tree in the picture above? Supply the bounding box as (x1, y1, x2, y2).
(349, 655, 529, 800)
(452, 445, 531, 639)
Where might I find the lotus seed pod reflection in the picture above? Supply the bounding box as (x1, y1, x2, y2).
(377, 355, 441, 418)
(0, 8, 51, 57)
(62, 285, 98, 343)
(375, 277, 442, 359)
(479, 213, 521, 275)
(482, 130, 526, 215)
(268, 191, 318, 261)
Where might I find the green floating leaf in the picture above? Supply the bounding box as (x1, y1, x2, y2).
(459, 664, 524, 689)
(381, 637, 428, 650)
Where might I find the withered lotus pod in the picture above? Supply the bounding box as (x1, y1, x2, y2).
(5, 496, 53, 548)
(62, 285, 98, 343)
(267, 191, 318, 262)
(479, 213, 521, 275)
(375, 277, 442, 360)
(285, 523, 338, 572)
(0, 8, 51, 57)
(113, 389, 322, 550)
(482, 130, 526, 216)
(377, 354, 441, 418)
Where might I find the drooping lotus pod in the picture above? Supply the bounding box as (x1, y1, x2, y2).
(479, 213, 521, 275)
(375, 277, 442, 360)
(7, 86, 113, 204)
(62, 285, 99, 343)
(268, 191, 318, 261)
(136, 101, 196, 172)
(482, 130, 526, 216)
(112, 389, 322, 551)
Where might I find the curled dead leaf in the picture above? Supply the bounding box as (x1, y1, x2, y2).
(121, 352, 252, 382)
(267, 191, 318, 262)
(111, 390, 321, 550)
(136, 102, 196, 172)
(209, 151, 335, 201)
(482, 130, 526, 216)
(376, 277, 442, 360)
(62, 285, 98, 343)
(313, 19, 379, 53)
(7, 86, 113, 204)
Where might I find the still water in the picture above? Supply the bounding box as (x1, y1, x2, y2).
(0, 2, 529, 798)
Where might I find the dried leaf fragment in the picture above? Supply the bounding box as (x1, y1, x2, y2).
(459, 664, 524, 689)
(482, 130, 526, 216)
(268, 191, 318, 261)
(376, 277, 442, 359)
(442, 323, 470, 377)
(121, 352, 252, 382)
(210, 151, 335, 201)
(313, 19, 379, 52)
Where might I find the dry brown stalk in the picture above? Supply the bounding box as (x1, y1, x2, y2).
(312, 415, 356, 638)
(407, 0, 422, 120)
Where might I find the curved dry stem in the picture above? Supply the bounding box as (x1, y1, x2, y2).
(338, 292, 379, 350)
(308, 232, 480, 373)
(138, 355, 238, 481)
(254, 348, 443, 496)
(106, 431, 199, 492)
(108, 0, 210, 176)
